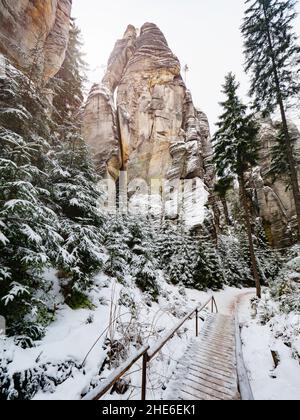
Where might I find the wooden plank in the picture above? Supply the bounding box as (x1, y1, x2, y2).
(196, 340, 234, 351)
(199, 331, 235, 342)
(202, 329, 234, 336)
(183, 379, 235, 401)
(182, 381, 230, 400)
(191, 349, 235, 366)
(195, 345, 234, 357)
(186, 369, 237, 390)
(190, 356, 235, 375)
(199, 333, 235, 345)
(186, 364, 237, 385)
(185, 372, 236, 396)
(186, 362, 236, 382)
(191, 350, 235, 367)
(181, 385, 221, 401)
(194, 344, 234, 358)
(180, 389, 205, 401)
(190, 356, 235, 372)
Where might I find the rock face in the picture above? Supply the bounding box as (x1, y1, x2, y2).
(83, 84, 122, 180)
(0, 0, 72, 83)
(83, 23, 213, 187)
(253, 117, 300, 247)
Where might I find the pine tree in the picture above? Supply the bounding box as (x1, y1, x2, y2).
(0, 23, 105, 336)
(218, 236, 253, 287)
(213, 73, 262, 297)
(267, 122, 300, 185)
(241, 0, 300, 238)
(155, 223, 186, 270)
(169, 239, 196, 287)
(0, 62, 62, 337)
(154, 224, 197, 287)
(104, 215, 160, 298)
(103, 216, 132, 282)
(193, 241, 224, 291)
(253, 221, 282, 283)
(48, 20, 105, 299)
(127, 217, 160, 299)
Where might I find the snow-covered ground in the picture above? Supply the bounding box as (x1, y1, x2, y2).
(238, 291, 300, 401)
(1, 276, 299, 400)
(0, 272, 244, 400)
(0, 271, 209, 400)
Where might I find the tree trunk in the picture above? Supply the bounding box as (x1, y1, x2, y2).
(221, 197, 232, 226)
(262, 3, 300, 240)
(239, 175, 261, 299)
(211, 195, 221, 246)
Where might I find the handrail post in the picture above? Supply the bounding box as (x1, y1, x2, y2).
(213, 297, 218, 313)
(141, 352, 148, 400)
(195, 309, 199, 337)
(211, 298, 214, 313)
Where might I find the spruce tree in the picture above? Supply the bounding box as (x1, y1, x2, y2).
(268, 122, 300, 185)
(0, 22, 105, 336)
(241, 0, 300, 238)
(103, 216, 132, 282)
(49, 20, 105, 298)
(253, 221, 282, 283)
(0, 62, 62, 336)
(155, 223, 186, 271)
(126, 217, 159, 299)
(218, 236, 253, 286)
(169, 239, 196, 287)
(213, 73, 262, 297)
(193, 241, 224, 291)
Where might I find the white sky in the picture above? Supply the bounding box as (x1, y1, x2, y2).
(72, 0, 300, 132)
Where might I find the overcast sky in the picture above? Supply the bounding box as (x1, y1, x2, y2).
(72, 0, 300, 132)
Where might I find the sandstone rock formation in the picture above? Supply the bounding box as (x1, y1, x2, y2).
(253, 117, 300, 246)
(83, 84, 122, 180)
(0, 0, 72, 83)
(83, 23, 213, 189)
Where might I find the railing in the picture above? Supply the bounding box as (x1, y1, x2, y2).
(82, 295, 218, 401)
(234, 311, 254, 401)
(81, 345, 150, 401)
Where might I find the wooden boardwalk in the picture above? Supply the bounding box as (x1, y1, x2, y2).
(167, 314, 240, 400)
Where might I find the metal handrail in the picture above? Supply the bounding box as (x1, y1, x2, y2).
(148, 296, 217, 361)
(82, 295, 218, 401)
(82, 345, 150, 401)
